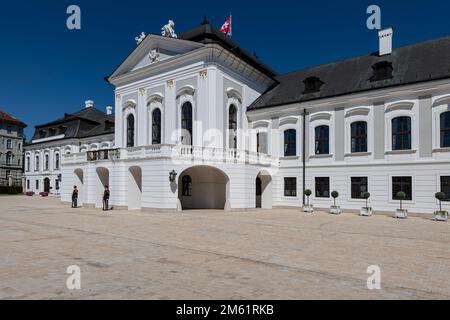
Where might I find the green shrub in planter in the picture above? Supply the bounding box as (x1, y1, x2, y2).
(394, 191, 408, 218)
(330, 191, 341, 214)
(304, 189, 312, 206)
(396, 192, 406, 210)
(363, 192, 371, 209)
(303, 189, 313, 212)
(434, 192, 449, 221)
(331, 191, 339, 207)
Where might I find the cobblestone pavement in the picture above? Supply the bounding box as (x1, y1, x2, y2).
(0, 195, 449, 300)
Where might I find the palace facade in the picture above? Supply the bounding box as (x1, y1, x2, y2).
(0, 111, 26, 189)
(27, 22, 450, 215)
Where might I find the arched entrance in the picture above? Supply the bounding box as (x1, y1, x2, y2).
(44, 178, 50, 193)
(73, 169, 84, 206)
(95, 167, 109, 209)
(128, 166, 142, 210)
(256, 171, 272, 209)
(178, 166, 230, 210)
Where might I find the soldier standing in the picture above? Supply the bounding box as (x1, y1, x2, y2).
(72, 186, 78, 208)
(103, 186, 110, 211)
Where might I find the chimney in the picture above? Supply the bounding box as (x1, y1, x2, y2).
(378, 27, 393, 56)
(106, 106, 113, 115)
(85, 100, 94, 108)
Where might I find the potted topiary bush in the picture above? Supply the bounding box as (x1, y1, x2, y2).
(303, 189, 313, 213)
(434, 192, 448, 222)
(394, 191, 408, 219)
(329, 191, 341, 214)
(360, 192, 373, 216)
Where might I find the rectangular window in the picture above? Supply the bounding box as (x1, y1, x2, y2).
(36, 180, 39, 190)
(6, 170, 10, 180)
(284, 178, 297, 197)
(315, 177, 330, 198)
(27, 180, 30, 190)
(392, 177, 412, 201)
(441, 176, 450, 201)
(351, 177, 368, 199)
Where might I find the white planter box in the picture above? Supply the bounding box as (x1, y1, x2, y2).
(394, 209, 408, 219)
(303, 205, 314, 213)
(434, 211, 449, 222)
(360, 207, 373, 217)
(329, 206, 341, 214)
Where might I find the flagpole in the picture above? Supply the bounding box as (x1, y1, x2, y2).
(230, 12, 232, 38)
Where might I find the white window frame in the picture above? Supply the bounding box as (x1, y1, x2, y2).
(309, 112, 334, 158)
(384, 101, 417, 153)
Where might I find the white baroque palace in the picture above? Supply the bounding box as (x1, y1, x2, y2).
(30, 22, 450, 215)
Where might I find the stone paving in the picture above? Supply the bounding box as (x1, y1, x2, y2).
(0, 195, 449, 300)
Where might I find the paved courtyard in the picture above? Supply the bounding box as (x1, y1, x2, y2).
(0, 195, 449, 300)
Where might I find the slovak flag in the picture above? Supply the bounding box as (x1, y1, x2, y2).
(219, 15, 232, 37)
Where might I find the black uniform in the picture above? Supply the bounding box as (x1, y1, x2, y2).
(103, 189, 110, 211)
(72, 189, 78, 208)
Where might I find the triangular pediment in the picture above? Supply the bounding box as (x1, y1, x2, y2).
(108, 35, 204, 80)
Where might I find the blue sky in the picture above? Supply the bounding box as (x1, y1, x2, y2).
(0, 0, 449, 138)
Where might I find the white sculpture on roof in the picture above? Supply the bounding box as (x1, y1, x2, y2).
(135, 32, 146, 45)
(161, 20, 177, 38)
(149, 49, 160, 63)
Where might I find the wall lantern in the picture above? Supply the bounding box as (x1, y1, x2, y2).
(169, 170, 178, 183)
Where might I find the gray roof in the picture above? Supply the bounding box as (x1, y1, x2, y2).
(248, 36, 450, 110)
(179, 22, 277, 78)
(29, 107, 114, 144)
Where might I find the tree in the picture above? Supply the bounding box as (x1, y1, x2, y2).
(435, 192, 446, 212)
(331, 191, 339, 207)
(304, 189, 312, 206)
(396, 192, 406, 210)
(363, 192, 371, 209)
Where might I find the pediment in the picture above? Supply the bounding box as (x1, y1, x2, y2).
(109, 35, 204, 80)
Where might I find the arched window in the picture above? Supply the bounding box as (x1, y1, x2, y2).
(6, 152, 12, 165)
(441, 111, 450, 148)
(35, 155, 40, 171)
(351, 121, 368, 153)
(181, 102, 193, 145)
(181, 175, 192, 196)
(284, 129, 297, 157)
(256, 132, 268, 154)
(152, 108, 162, 145)
(228, 105, 238, 149)
(45, 154, 49, 170)
(392, 117, 411, 150)
(315, 125, 329, 155)
(55, 153, 60, 170)
(126, 114, 135, 148)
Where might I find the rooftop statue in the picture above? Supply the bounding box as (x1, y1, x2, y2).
(161, 20, 177, 38)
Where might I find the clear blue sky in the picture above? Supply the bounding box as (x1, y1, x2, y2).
(0, 0, 449, 138)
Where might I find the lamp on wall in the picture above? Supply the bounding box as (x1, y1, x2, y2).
(169, 170, 177, 183)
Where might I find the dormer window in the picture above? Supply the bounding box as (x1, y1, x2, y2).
(39, 130, 46, 139)
(370, 61, 393, 82)
(303, 77, 324, 94)
(49, 128, 57, 136)
(59, 126, 67, 135)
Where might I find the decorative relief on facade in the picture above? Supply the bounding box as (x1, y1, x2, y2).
(199, 69, 208, 79)
(166, 80, 174, 88)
